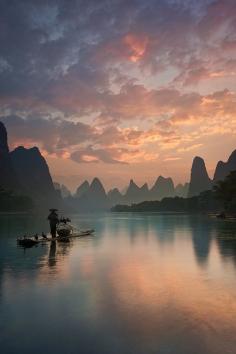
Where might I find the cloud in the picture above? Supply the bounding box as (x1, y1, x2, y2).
(0, 0, 236, 176)
(71, 146, 129, 164)
(1, 0, 235, 106)
(178, 144, 203, 153)
(1, 82, 236, 165)
(1, 115, 146, 164)
(164, 157, 182, 162)
(1, 115, 96, 154)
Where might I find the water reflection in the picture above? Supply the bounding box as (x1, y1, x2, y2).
(189, 216, 213, 266)
(48, 241, 57, 268)
(214, 220, 236, 266)
(0, 213, 236, 354)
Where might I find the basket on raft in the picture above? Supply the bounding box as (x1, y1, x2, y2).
(57, 223, 72, 237)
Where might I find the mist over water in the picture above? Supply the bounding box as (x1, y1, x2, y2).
(0, 213, 236, 354)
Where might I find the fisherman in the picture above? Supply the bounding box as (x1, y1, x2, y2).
(47, 209, 59, 238)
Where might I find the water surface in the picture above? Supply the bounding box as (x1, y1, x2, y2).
(0, 213, 236, 354)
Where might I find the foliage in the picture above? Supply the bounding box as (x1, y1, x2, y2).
(0, 187, 34, 212)
(112, 196, 199, 213)
(112, 191, 221, 213)
(112, 173, 236, 213)
(213, 171, 236, 212)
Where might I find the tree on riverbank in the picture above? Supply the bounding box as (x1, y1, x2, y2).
(0, 187, 34, 212)
(213, 171, 236, 212)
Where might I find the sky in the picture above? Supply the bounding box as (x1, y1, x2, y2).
(0, 0, 236, 191)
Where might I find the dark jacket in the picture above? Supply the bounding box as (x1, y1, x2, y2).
(47, 212, 59, 227)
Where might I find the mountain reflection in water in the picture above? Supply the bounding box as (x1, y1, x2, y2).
(0, 213, 236, 354)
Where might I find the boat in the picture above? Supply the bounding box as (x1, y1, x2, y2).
(17, 229, 95, 246)
(57, 236, 70, 243)
(71, 229, 95, 237)
(216, 212, 226, 219)
(57, 229, 95, 240)
(17, 238, 38, 247)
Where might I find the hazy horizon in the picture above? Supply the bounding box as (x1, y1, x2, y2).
(50, 147, 234, 192)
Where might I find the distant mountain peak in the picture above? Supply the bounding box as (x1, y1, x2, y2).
(188, 156, 211, 197)
(73, 177, 108, 211)
(107, 187, 123, 206)
(123, 179, 146, 204)
(213, 149, 236, 182)
(129, 179, 137, 186)
(53, 182, 71, 198)
(175, 183, 189, 198)
(127, 179, 139, 190)
(108, 187, 121, 194)
(192, 156, 207, 170)
(91, 177, 104, 188)
(141, 182, 148, 189)
(61, 184, 71, 198)
(0, 121, 19, 190)
(228, 149, 236, 162)
(75, 180, 90, 198)
(10, 143, 61, 208)
(150, 175, 175, 200)
(79, 180, 89, 186)
(90, 177, 106, 195)
(13, 145, 41, 157)
(192, 156, 205, 166)
(0, 121, 9, 154)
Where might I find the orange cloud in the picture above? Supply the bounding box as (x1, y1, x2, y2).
(123, 33, 149, 62)
(94, 32, 150, 65)
(2, 84, 236, 171)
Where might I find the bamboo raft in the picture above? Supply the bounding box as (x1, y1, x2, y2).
(17, 229, 95, 247)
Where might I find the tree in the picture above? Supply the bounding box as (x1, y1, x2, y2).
(213, 170, 236, 212)
(0, 186, 34, 212)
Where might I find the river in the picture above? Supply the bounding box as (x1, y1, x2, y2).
(0, 213, 236, 354)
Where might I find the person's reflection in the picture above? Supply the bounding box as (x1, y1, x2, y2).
(48, 240, 57, 268)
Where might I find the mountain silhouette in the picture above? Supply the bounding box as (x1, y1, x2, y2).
(2, 120, 236, 211)
(0, 122, 19, 191)
(61, 184, 71, 198)
(213, 149, 236, 182)
(124, 179, 139, 203)
(74, 177, 109, 211)
(175, 183, 189, 198)
(150, 176, 175, 200)
(11, 146, 61, 208)
(75, 180, 90, 198)
(123, 179, 149, 204)
(188, 156, 212, 197)
(54, 182, 71, 198)
(107, 188, 123, 206)
(140, 183, 149, 200)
